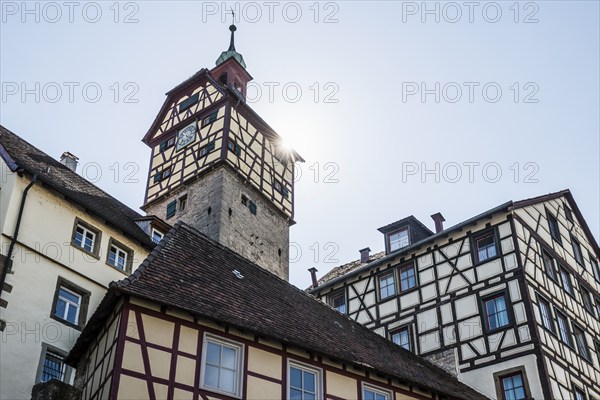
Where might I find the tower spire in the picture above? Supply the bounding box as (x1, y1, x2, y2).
(228, 10, 236, 51)
(215, 11, 246, 68)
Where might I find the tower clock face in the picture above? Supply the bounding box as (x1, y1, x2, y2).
(175, 123, 196, 151)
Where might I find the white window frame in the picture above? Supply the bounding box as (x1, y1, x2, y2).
(362, 382, 392, 400)
(108, 244, 129, 271)
(74, 224, 96, 253)
(200, 333, 244, 398)
(388, 228, 409, 252)
(287, 360, 323, 400)
(56, 286, 82, 325)
(151, 228, 164, 244)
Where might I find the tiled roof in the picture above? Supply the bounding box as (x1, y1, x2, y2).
(70, 222, 487, 400)
(0, 125, 155, 248)
(315, 251, 386, 287)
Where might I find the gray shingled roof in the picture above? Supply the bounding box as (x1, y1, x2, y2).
(69, 222, 488, 400)
(0, 125, 155, 248)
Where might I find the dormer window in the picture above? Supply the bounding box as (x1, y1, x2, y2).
(388, 228, 409, 252)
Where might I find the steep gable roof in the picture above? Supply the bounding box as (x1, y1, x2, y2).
(68, 221, 487, 400)
(0, 125, 155, 248)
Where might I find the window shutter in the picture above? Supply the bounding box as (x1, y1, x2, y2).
(166, 201, 177, 218)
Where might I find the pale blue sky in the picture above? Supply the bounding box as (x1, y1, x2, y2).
(1, 1, 598, 289)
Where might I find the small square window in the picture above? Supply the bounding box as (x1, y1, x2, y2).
(556, 311, 572, 346)
(547, 211, 562, 244)
(199, 141, 216, 157)
(287, 361, 322, 400)
(329, 291, 346, 314)
(241, 194, 248, 206)
(378, 271, 396, 300)
(159, 137, 175, 152)
(71, 219, 100, 257)
(200, 334, 244, 397)
(474, 230, 498, 263)
(388, 228, 409, 252)
(362, 383, 392, 400)
(228, 140, 241, 156)
(166, 200, 177, 219)
(163, 168, 172, 179)
(500, 373, 527, 400)
(106, 239, 133, 273)
(391, 326, 412, 351)
(483, 293, 510, 332)
(399, 264, 416, 292)
(202, 111, 219, 126)
(571, 236, 584, 266)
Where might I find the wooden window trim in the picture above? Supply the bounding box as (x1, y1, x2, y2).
(542, 249, 559, 283)
(493, 367, 531, 400)
(377, 270, 396, 301)
(555, 309, 574, 348)
(536, 293, 556, 336)
(386, 227, 410, 253)
(546, 208, 562, 245)
(329, 289, 347, 314)
(480, 291, 513, 334)
(471, 227, 500, 266)
(70, 217, 101, 259)
(50, 277, 90, 330)
(390, 325, 413, 352)
(398, 262, 418, 294)
(105, 237, 134, 274)
(570, 235, 584, 266)
(559, 266, 576, 298)
(572, 322, 593, 363)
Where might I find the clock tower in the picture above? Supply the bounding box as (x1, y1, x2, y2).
(141, 24, 303, 280)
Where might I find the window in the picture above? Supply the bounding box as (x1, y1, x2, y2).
(51, 278, 89, 328)
(200, 335, 243, 397)
(591, 255, 600, 282)
(199, 141, 215, 157)
(248, 200, 257, 215)
(483, 293, 510, 331)
(564, 203, 574, 222)
(179, 195, 188, 212)
(474, 231, 498, 263)
(40, 348, 67, 383)
(287, 361, 322, 400)
(106, 239, 132, 273)
(71, 219, 100, 257)
(538, 296, 554, 332)
(571, 236, 584, 266)
(500, 373, 527, 400)
(151, 229, 164, 244)
(573, 386, 586, 400)
(378, 271, 396, 300)
(166, 200, 177, 219)
(399, 264, 416, 292)
(154, 168, 171, 183)
(596, 297, 600, 318)
(573, 325, 591, 361)
(560, 267, 574, 296)
(556, 311, 572, 346)
(543, 251, 557, 281)
(159, 137, 175, 152)
(330, 291, 346, 314)
(388, 228, 409, 252)
(227, 140, 241, 156)
(202, 111, 218, 126)
(273, 180, 290, 198)
(581, 287, 595, 315)
(362, 384, 391, 400)
(241, 194, 248, 206)
(179, 93, 199, 112)
(547, 211, 562, 244)
(391, 327, 411, 351)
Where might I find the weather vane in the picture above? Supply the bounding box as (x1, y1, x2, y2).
(228, 8, 235, 25)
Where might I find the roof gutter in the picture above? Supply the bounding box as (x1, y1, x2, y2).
(1, 172, 37, 299)
(309, 201, 513, 294)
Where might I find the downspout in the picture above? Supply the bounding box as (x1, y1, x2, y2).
(0, 172, 38, 297)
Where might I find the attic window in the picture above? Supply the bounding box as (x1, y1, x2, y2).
(159, 137, 175, 152)
(202, 111, 219, 127)
(388, 228, 409, 252)
(179, 93, 199, 112)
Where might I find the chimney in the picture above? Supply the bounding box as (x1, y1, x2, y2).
(308, 267, 319, 288)
(431, 212, 446, 233)
(359, 247, 371, 263)
(59, 152, 79, 172)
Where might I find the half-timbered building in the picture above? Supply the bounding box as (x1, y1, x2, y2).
(0, 126, 166, 399)
(140, 24, 303, 281)
(308, 190, 600, 400)
(67, 221, 487, 400)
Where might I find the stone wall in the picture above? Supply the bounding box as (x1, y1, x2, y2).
(424, 348, 458, 377)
